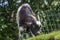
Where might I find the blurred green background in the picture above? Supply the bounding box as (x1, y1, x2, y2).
(0, 0, 60, 40)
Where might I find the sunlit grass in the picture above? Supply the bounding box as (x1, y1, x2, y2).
(26, 31, 60, 40)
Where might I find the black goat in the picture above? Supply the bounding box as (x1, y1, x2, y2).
(16, 3, 42, 40)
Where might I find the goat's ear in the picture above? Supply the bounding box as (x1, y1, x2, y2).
(36, 21, 42, 27)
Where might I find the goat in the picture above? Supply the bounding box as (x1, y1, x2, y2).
(16, 3, 42, 40)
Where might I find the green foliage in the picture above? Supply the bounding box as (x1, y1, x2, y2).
(0, 0, 60, 40)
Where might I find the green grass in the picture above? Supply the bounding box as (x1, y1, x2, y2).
(26, 31, 60, 40)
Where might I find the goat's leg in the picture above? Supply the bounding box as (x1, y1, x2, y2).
(18, 26, 24, 40)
